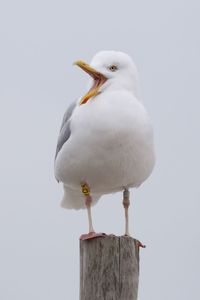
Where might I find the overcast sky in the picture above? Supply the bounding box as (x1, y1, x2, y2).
(0, 0, 200, 299)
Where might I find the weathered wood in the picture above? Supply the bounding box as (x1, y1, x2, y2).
(80, 236, 140, 300)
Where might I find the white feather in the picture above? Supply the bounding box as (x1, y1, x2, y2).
(55, 51, 155, 209)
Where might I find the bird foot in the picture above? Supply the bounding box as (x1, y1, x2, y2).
(136, 240, 146, 249)
(123, 236, 146, 249)
(80, 232, 107, 240)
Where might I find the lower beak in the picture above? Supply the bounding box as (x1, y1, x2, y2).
(74, 60, 107, 105)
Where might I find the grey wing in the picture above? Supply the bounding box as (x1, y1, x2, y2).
(55, 100, 77, 160)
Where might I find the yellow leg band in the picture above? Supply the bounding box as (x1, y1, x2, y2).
(81, 183, 90, 196)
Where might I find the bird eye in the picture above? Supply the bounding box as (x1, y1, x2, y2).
(109, 65, 118, 72)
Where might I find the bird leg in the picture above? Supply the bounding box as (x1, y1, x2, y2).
(85, 194, 95, 233)
(80, 182, 106, 240)
(123, 188, 130, 236)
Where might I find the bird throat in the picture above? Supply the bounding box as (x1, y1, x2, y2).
(80, 76, 107, 105)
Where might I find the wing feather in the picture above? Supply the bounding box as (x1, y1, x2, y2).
(55, 100, 77, 160)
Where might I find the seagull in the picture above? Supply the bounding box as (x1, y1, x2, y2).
(54, 51, 155, 240)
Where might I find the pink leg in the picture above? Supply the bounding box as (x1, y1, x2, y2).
(123, 189, 130, 236)
(123, 189, 146, 248)
(85, 195, 95, 233)
(80, 183, 106, 240)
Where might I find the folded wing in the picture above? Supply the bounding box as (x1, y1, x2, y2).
(55, 100, 77, 160)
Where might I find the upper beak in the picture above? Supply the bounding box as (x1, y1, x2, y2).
(74, 60, 107, 105)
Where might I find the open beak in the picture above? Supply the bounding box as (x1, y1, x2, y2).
(74, 60, 107, 105)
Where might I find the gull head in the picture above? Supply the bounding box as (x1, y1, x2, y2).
(74, 50, 140, 105)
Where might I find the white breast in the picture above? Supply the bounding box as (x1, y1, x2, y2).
(55, 90, 155, 194)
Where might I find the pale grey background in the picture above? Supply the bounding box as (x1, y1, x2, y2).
(0, 0, 199, 299)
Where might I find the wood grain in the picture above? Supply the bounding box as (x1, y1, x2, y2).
(80, 236, 140, 300)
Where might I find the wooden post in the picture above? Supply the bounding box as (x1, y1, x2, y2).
(80, 236, 140, 300)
